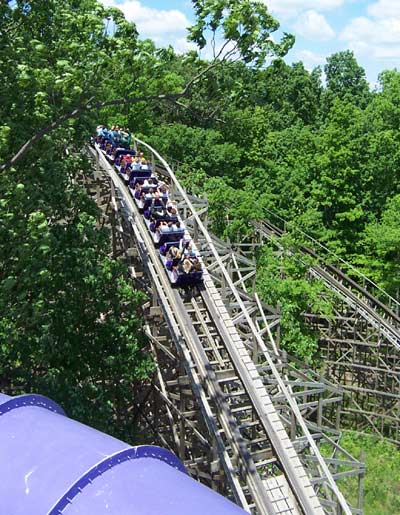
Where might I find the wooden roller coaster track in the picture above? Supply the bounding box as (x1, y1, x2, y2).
(85, 139, 364, 515)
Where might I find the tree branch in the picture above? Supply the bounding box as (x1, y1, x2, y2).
(178, 59, 219, 96)
(0, 60, 221, 172)
(170, 98, 226, 125)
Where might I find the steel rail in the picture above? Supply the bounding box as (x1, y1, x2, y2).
(89, 146, 253, 510)
(309, 266, 400, 349)
(253, 219, 400, 325)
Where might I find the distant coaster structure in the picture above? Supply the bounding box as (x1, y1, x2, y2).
(252, 218, 400, 445)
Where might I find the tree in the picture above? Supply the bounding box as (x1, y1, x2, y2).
(323, 50, 370, 109)
(362, 195, 400, 298)
(189, 0, 294, 65)
(145, 123, 241, 178)
(0, 0, 152, 439)
(0, 0, 138, 161)
(256, 241, 333, 362)
(254, 59, 322, 125)
(1, 0, 294, 171)
(0, 143, 153, 440)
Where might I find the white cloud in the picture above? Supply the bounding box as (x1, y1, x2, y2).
(340, 0, 400, 64)
(167, 37, 197, 55)
(101, 1, 191, 36)
(100, 0, 197, 54)
(294, 49, 326, 71)
(373, 46, 400, 59)
(293, 10, 335, 41)
(341, 16, 400, 45)
(367, 0, 400, 19)
(264, 0, 344, 18)
(340, 15, 400, 59)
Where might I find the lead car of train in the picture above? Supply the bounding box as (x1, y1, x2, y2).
(93, 126, 204, 288)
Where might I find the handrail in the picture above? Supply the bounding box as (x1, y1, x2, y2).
(253, 219, 400, 340)
(132, 135, 353, 515)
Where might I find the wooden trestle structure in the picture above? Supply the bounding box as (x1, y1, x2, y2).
(253, 220, 400, 446)
(84, 140, 364, 515)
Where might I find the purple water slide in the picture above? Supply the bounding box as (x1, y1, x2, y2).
(0, 393, 248, 514)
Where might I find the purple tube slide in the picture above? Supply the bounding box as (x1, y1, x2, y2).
(0, 393, 248, 514)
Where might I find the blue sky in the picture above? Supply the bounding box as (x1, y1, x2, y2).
(101, 0, 400, 85)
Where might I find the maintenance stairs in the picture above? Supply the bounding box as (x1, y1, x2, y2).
(87, 141, 363, 515)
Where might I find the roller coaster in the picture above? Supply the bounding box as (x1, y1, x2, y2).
(5, 127, 394, 514)
(96, 134, 204, 288)
(85, 132, 371, 515)
(251, 219, 400, 349)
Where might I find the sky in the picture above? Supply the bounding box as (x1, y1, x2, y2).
(100, 0, 400, 85)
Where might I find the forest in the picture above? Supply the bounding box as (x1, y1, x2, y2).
(0, 1, 399, 513)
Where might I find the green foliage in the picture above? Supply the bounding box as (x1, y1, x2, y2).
(256, 242, 333, 362)
(188, 0, 294, 65)
(324, 50, 371, 109)
(1, 6, 399, 495)
(146, 123, 241, 178)
(175, 164, 209, 197)
(0, 146, 153, 441)
(0, 0, 139, 157)
(0, 0, 157, 441)
(254, 59, 323, 124)
(360, 194, 400, 297)
(337, 433, 400, 515)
